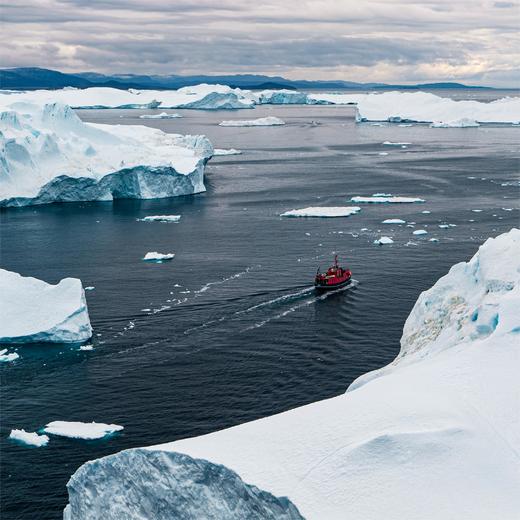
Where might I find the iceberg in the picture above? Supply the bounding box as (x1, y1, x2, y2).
(382, 219, 406, 224)
(137, 215, 181, 223)
(0, 101, 213, 207)
(0, 348, 19, 362)
(430, 118, 480, 128)
(355, 91, 520, 124)
(218, 116, 285, 127)
(351, 196, 425, 203)
(280, 206, 361, 218)
(143, 252, 175, 262)
(64, 229, 520, 520)
(213, 148, 242, 156)
(44, 421, 123, 440)
(374, 236, 394, 245)
(0, 268, 92, 344)
(412, 229, 428, 235)
(139, 112, 182, 119)
(9, 429, 49, 447)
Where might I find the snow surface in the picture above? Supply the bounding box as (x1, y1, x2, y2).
(374, 236, 394, 245)
(64, 229, 520, 520)
(219, 116, 285, 127)
(351, 196, 425, 204)
(0, 348, 19, 362)
(280, 206, 361, 218)
(139, 112, 182, 119)
(44, 421, 123, 440)
(0, 101, 213, 206)
(143, 252, 175, 262)
(9, 429, 49, 447)
(213, 148, 242, 156)
(137, 215, 181, 223)
(382, 219, 406, 224)
(0, 269, 92, 344)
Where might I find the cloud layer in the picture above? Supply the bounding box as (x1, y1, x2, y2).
(1, 0, 519, 86)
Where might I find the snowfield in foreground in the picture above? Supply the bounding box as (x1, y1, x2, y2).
(0, 101, 213, 206)
(64, 229, 520, 520)
(0, 269, 92, 344)
(280, 206, 361, 218)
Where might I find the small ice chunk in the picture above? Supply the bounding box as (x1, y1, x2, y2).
(413, 229, 428, 235)
(382, 219, 406, 224)
(219, 117, 285, 127)
(351, 196, 424, 204)
(280, 207, 361, 218)
(378, 152, 389, 156)
(382, 141, 411, 146)
(139, 112, 182, 119)
(213, 148, 242, 156)
(43, 421, 123, 440)
(471, 209, 483, 213)
(143, 252, 175, 262)
(421, 210, 431, 214)
(84, 286, 95, 291)
(438, 224, 450, 229)
(0, 348, 20, 362)
(138, 215, 181, 223)
(9, 429, 49, 447)
(373, 193, 392, 197)
(429, 238, 439, 242)
(79, 345, 94, 351)
(374, 236, 394, 245)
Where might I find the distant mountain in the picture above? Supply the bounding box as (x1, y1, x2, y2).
(0, 67, 499, 91)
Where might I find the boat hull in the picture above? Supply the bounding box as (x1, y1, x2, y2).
(314, 277, 352, 291)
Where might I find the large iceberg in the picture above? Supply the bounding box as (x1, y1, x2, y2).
(64, 229, 520, 520)
(0, 101, 213, 206)
(0, 268, 92, 343)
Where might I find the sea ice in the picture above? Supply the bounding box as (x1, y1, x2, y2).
(413, 229, 428, 235)
(139, 112, 182, 119)
(219, 116, 285, 127)
(9, 429, 49, 447)
(213, 148, 243, 156)
(143, 252, 175, 262)
(137, 215, 181, 223)
(0, 269, 92, 344)
(374, 236, 394, 245)
(351, 196, 424, 204)
(382, 141, 411, 146)
(44, 421, 123, 440)
(280, 207, 361, 218)
(79, 345, 94, 351)
(0, 348, 19, 362)
(382, 219, 406, 224)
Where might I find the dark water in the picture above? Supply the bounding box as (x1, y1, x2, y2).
(1, 102, 519, 519)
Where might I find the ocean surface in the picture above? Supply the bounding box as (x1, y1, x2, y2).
(1, 95, 519, 519)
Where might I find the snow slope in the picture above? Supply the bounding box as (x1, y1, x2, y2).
(0, 269, 92, 344)
(0, 101, 213, 206)
(64, 229, 520, 520)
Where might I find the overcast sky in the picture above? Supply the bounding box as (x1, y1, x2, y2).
(1, 0, 519, 86)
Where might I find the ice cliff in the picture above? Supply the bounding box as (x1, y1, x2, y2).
(0, 268, 92, 344)
(64, 229, 520, 519)
(0, 101, 213, 206)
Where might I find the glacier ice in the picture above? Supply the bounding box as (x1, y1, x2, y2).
(430, 118, 480, 128)
(213, 148, 242, 156)
(351, 196, 425, 203)
(64, 449, 303, 520)
(9, 429, 49, 447)
(44, 421, 123, 440)
(0, 348, 19, 362)
(139, 112, 182, 119)
(0, 268, 92, 344)
(374, 236, 394, 245)
(0, 101, 213, 206)
(280, 206, 361, 218)
(143, 252, 175, 262)
(219, 116, 285, 127)
(64, 229, 520, 520)
(137, 215, 181, 223)
(382, 219, 406, 224)
(412, 229, 428, 235)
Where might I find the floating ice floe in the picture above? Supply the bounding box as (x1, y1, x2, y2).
(84, 286, 95, 291)
(382, 141, 411, 146)
(9, 429, 49, 447)
(143, 252, 175, 262)
(429, 238, 439, 242)
(0, 348, 19, 362)
(0, 269, 92, 344)
(280, 207, 361, 218)
(382, 219, 406, 224)
(63, 230, 520, 520)
(213, 148, 243, 156)
(378, 152, 389, 156)
(422, 210, 431, 214)
(79, 345, 94, 351)
(219, 116, 285, 127)
(44, 421, 123, 440)
(138, 112, 182, 119)
(374, 236, 394, 245)
(413, 229, 428, 235)
(430, 118, 480, 128)
(0, 102, 213, 207)
(351, 196, 425, 204)
(137, 215, 181, 223)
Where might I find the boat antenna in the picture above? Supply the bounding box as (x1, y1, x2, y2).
(334, 254, 338, 267)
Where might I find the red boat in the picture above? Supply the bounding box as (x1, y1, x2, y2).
(315, 255, 352, 290)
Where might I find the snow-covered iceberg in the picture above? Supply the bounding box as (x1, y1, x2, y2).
(9, 429, 49, 447)
(0, 101, 213, 207)
(219, 116, 285, 127)
(280, 206, 361, 218)
(142, 252, 175, 262)
(0, 268, 92, 344)
(44, 421, 123, 440)
(355, 91, 520, 124)
(64, 229, 520, 520)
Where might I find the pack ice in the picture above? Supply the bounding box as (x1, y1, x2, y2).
(64, 229, 520, 520)
(0, 101, 213, 207)
(0, 268, 92, 344)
